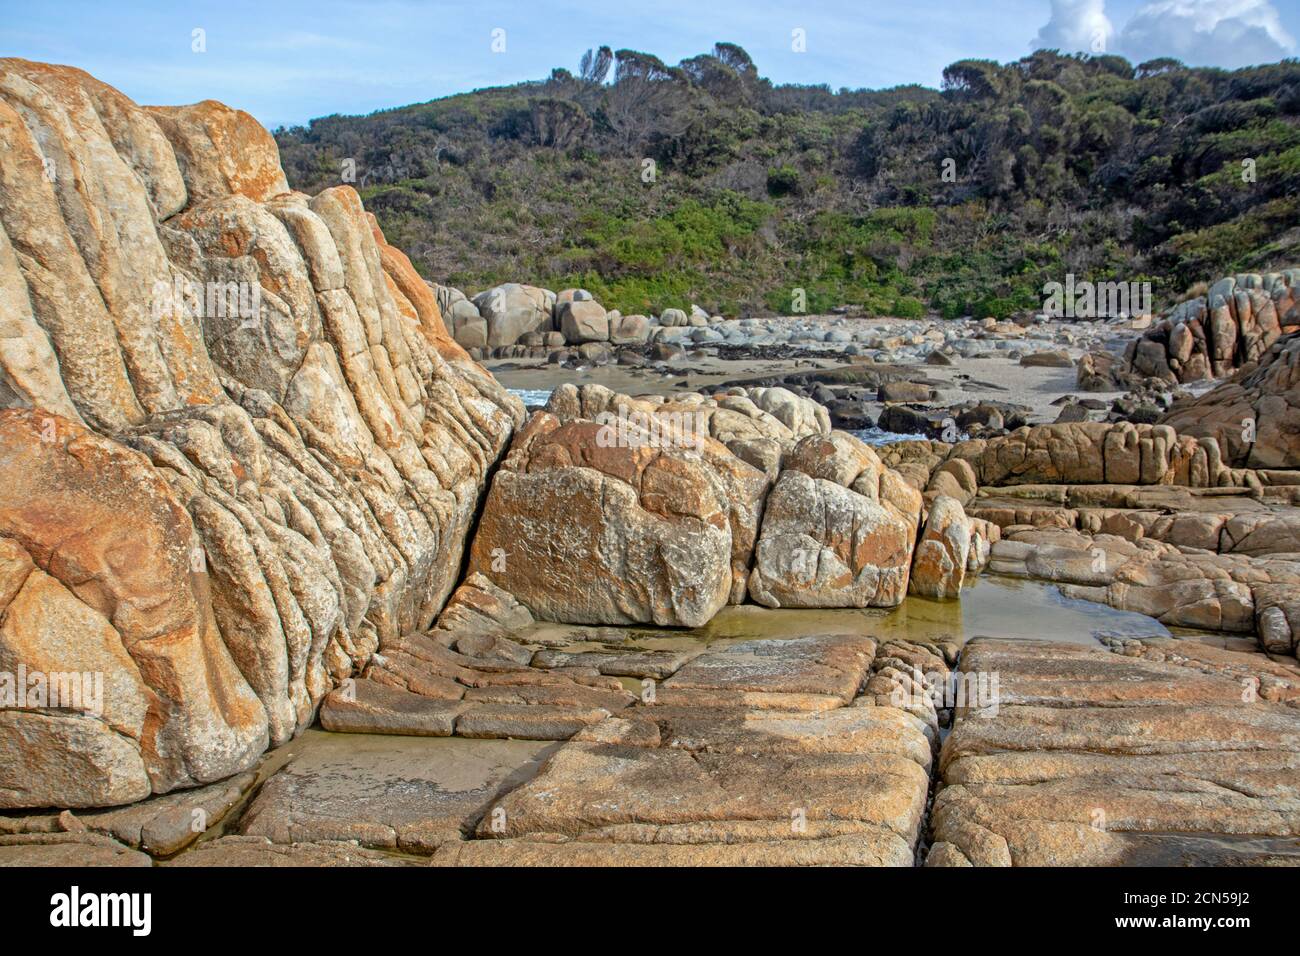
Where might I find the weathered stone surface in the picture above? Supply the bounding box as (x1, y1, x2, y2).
(1163, 330, 1300, 468)
(989, 526, 1300, 642)
(928, 638, 1300, 866)
(0, 412, 267, 802)
(319, 678, 464, 735)
(749, 433, 920, 608)
(545, 382, 825, 456)
(472, 283, 554, 347)
(432, 831, 913, 866)
(466, 411, 766, 626)
(69, 772, 256, 856)
(909, 495, 970, 599)
(1099, 635, 1300, 703)
(531, 647, 701, 679)
(1118, 272, 1298, 390)
(454, 704, 617, 739)
(609, 313, 651, 345)
(238, 732, 557, 852)
(0, 60, 523, 807)
(0, 772, 258, 857)
(434, 633, 934, 866)
(1020, 350, 1073, 368)
(166, 834, 415, 866)
(146, 98, 289, 205)
(557, 299, 609, 343)
(0, 711, 151, 810)
(0, 832, 152, 867)
(476, 732, 927, 842)
(662, 634, 877, 705)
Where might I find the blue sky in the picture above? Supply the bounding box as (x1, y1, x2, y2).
(2, 0, 1296, 129)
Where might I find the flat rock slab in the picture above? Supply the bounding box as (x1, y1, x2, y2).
(165, 835, 417, 867)
(635, 705, 933, 764)
(1103, 636, 1300, 703)
(454, 703, 617, 740)
(238, 732, 558, 853)
(0, 832, 151, 866)
(478, 741, 928, 842)
(955, 638, 1255, 709)
(663, 634, 877, 703)
(0, 773, 257, 857)
(432, 830, 914, 866)
(338, 632, 638, 740)
(320, 679, 464, 736)
(433, 634, 935, 866)
(75, 772, 256, 857)
(531, 647, 702, 679)
(929, 638, 1300, 866)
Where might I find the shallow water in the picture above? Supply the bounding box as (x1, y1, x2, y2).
(509, 387, 554, 407)
(521, 574, 1176, 656)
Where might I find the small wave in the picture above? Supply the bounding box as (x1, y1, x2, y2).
(849, 427, 929, 446)
(509, 388, 555, 408)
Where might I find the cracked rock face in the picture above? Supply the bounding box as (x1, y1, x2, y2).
(1162, 330, 1300, 469)
(909, 495, 971, 600)
(0, 59, 522, 808)
(431, 633, 935, 866)
(748, 432, 922, 608)
(466, 410, 767, 626)
(929, 638, 1300, 866)
(1120, 272, 1299, 386)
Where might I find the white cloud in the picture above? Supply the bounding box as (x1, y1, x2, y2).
(1034, 0, 1117, 55)
(1117, 0, 1296, 69)
(1034, 0, 1297, 67)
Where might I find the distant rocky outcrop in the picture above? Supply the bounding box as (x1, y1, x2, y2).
(1081, 270, 1300, 391)
(1160, 329, 1300, 468)
(0, 60, 522, 808)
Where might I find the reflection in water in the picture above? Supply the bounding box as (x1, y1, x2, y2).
(524, 574, 1176, 655)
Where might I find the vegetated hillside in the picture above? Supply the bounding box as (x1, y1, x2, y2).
(275, 44, 1300, 319)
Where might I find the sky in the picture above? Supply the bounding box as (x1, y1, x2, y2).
(2, 0, 1296, 129)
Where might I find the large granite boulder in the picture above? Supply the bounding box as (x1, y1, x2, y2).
(434, 284, 488, 350)
(609, 313, 651, 345)
(557, 299, 609, 343)
(545, 383, 827, 468)
(472, 282, 554, 347)
(909, 495, 971, 600)
(748, 432, 922, 608)
(0, 60, 522, 808)
(466, 410, 768, 626)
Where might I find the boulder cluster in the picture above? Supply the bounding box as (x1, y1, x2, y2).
(465, 383, 972, 625)
(435, 282, 704, 358)
(1080, 270, 1300, 390)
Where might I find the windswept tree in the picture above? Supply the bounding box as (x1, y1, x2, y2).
(941, 60, 1005, 99)
(679, 53, 749, 105)
(713, 42, 757, 81)
(603, 49, 691, 149)
(579, 46, 613, 85)
(529, 98, 592, 149)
